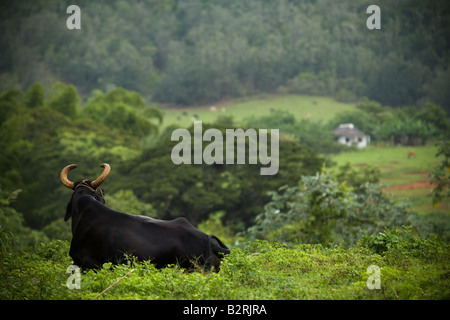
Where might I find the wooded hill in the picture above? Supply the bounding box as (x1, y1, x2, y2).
(1, 0, 449, 111)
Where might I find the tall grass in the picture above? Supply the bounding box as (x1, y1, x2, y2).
(1, 232, 448, 300)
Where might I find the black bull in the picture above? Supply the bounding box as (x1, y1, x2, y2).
(61, 164, 230, 271)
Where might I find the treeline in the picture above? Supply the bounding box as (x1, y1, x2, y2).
(1, 0, 449, 111)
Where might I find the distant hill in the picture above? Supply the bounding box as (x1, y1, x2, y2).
(1, 0, 449, 111)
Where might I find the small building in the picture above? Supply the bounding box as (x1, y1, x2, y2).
(333, 123, 370, 148)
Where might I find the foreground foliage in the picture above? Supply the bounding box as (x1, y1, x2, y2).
(1, 228, 448, 300)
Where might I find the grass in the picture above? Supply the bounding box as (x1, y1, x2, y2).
(159, 94, 356, 129)
(331, 144, 439, 185)
(1, 234, 448, 300)
(330, 144, 448, 216)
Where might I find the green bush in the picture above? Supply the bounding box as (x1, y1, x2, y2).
(246, 173, 415, 245)
(360, 226, 448, 262)
(0, 188, 48, 253)
(430, 141, 450, 207)
(0, 240, 73, 300)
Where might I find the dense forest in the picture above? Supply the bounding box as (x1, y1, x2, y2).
(0, 0, 449, 110)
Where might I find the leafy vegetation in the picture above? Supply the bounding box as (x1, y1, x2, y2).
(246, 173, 415, 245)
(1, 232, 448, 300)
(430, 141, 450, 208)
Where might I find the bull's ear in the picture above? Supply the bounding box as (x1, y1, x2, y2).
(94, 187, 105, 204)
(64, 198, 73, 222)
(210, 235, 231, 255)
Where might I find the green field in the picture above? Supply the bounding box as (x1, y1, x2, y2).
(331, 144, 448, 216)
(160, 94, 356, 129)
(331, 145, 439, 186)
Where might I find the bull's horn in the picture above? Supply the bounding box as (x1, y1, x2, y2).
(91, 163, 111, 188)
(60, 164, 77, 189)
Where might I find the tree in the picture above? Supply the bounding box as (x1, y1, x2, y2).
(373, 117, 437, 145)
(414, 103, 449, 137)
(46, 82, 79, 118)
(0, 85, 146, 229)
(0, 187, 47, 254)
(422, 68, 450, 115)
(366, 53, 430, 107)
(81, 88, 162, 138)
(328, 109, 378, 138)
(0, 89, 23, 125)
(430, 141, 450, 207)
(24, 82, 44, 109)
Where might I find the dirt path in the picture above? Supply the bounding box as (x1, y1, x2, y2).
(385, 171, 438, 191)
(386, 180, 435, 191)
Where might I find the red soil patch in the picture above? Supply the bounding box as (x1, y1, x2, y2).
(406, 171, 429, 175)
(386, 180, 436, 191)
(384, 171, 437, 191)
(352, 163, 367, 167)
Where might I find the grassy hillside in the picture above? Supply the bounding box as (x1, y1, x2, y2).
(160, 94, 356, 129)
(332, 145, 439, 185)
(1, 231, 448, 300)
(330, 145, 448, 216)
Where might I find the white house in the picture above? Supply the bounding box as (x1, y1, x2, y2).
(333, 123, 370, 148)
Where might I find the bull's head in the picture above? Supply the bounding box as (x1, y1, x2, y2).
(60, 163, 111, 221)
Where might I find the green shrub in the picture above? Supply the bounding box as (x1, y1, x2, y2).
(246, 173, 416, 245)
(0, 240, 72, 300)
(360, 226, 449, 262)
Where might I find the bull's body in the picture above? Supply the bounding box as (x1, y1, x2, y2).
(61, 164, 230, 271)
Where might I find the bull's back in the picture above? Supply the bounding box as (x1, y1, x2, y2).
(71, 201, 225, 269)
(73, 210, 208, 267)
